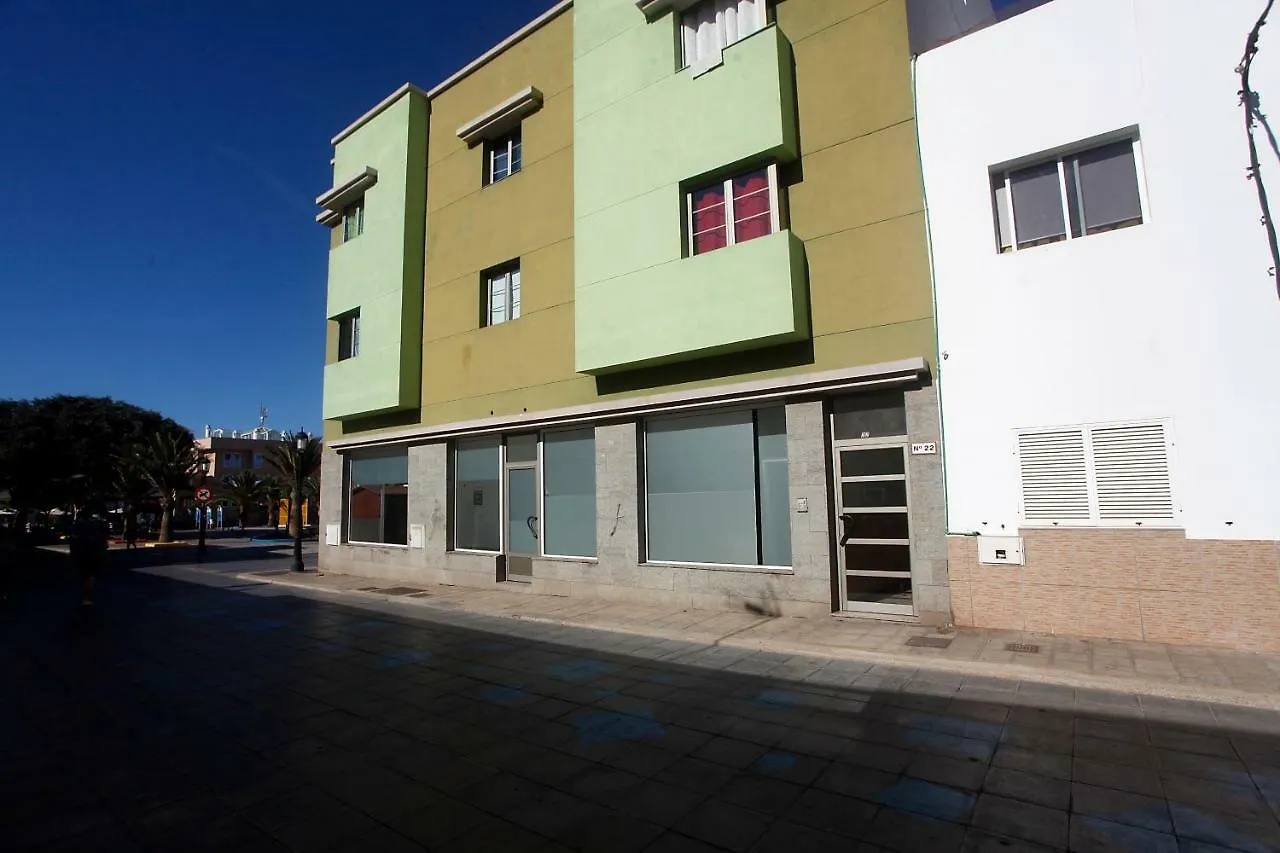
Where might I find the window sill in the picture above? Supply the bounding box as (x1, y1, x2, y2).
(537, 554, 598, 564)
(450, 548, 501, 556)
(344, 541, 409, 550)
(644, 560, 794, 575)
(482, 170, 521, 189)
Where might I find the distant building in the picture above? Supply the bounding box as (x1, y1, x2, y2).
(195, 410, 318, 526)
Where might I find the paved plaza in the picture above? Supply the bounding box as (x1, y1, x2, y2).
(4, 557, 1280, 852)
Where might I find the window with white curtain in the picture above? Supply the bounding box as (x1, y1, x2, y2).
(681, 0, 766, 71)
(484, 263, 521, 326)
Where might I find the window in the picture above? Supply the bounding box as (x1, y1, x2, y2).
(1017, 421, 1174, 526)
(688, 164, 779, 256)
(682, 0, 766, 71)
(484, 264, 521, 326)
(992, 137, 1144, 253)
(337, 311, 360, 361)
(223, 453, 242, 470)
(484, 129, 522, 185)
(644, 407, 791, 567)
(542, 429, 597, 558)
(347, 449, 409, 545)
(455, 437, 501, 551)
(342, 198, 365, 243)
(253, 453, 264, 470)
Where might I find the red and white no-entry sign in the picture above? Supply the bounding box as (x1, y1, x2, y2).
(194, 486, 213, 504)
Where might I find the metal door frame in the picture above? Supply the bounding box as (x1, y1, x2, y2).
(831, 438, 916, 617)
(503, 434, 540, 580)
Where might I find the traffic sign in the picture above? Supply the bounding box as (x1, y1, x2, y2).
(194, 486, 213, 503)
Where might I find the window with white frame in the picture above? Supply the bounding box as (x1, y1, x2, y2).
(337, 311, 360, 360)
(644, 407, 791, 567)
(1016, 421, 1175, 526)
(347, 449, 409, 545)
(682, 0, 766, 71)
(342, 198, 365, 243)
(688, 164, 779, 256)
(992, 136, 1144, 253)
(484, 263, 521, 326)
(484, 128, 522, 185)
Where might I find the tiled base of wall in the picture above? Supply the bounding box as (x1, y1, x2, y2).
(948, 530, 1280, 653)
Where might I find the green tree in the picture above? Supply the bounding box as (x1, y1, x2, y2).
(222, 470, 265, 531)
(267, 433, 321, 538)
(126, 426, 201, 543)
(0, 396, 181, 512)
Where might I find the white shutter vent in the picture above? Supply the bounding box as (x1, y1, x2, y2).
(1090, 423, 1174, 521)
(1017, 429, 1090, 521)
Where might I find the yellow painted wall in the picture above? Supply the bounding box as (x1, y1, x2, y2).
(332, 0, 934, 440)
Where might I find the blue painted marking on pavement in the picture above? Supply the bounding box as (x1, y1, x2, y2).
(755, 753, 798, 774)
(376, 650, 432, 670)
(901, 728, 995, 762)
(236, 618, 288, 633)
(873, 778, 975, 823)
(549, 658, 617, 682)
(572, 709, 665, 747)
(1170, 803, 1272, 853)
(479, 685, 527, 705)
(752, 689, 803, 709)
(474, 640, 517, 653)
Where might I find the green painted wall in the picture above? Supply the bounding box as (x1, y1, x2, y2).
(322, 90, 428, 421)
(573, 1, 804, 373)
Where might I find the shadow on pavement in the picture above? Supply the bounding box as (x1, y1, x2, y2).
(1, 559, 1278, 853)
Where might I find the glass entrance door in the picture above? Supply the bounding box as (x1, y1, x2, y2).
(504, 434, 539, 581)
(834, 443, 914, 615)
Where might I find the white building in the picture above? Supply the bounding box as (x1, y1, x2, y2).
(915, 0, 1280, 650)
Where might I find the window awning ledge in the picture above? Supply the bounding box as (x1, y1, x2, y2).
(635, 0, 701, 20)
(456, 86, 543, 147)
(314, 167, 378, 224)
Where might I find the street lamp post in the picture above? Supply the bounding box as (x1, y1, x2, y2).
(197, 453, 210, 562)
(292, 430, 307, 572)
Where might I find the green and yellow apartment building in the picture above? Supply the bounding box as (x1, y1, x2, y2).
(317, 0, 950, 623)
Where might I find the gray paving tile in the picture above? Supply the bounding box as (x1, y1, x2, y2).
(1073, 757, 1165, 798)
(1069, 814, 1177, 853)
(1168, 802, 1280, 853)
(972, 793, 1068, 849)
(672, 798, 773, 853)
(984, 767, 1071, 810)
(1071, 782, 1173, 834)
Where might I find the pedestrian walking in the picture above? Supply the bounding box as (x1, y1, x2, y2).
(122, 507, 139, 550)
(69, 508, 109, 606)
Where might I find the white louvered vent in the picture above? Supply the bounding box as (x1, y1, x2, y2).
(1090, 423, 1174, 521)
(1017, 430, 1090, 521)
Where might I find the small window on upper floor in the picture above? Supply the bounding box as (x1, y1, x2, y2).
(338, 311, 360, 361)
(223, 453, 242, 470)
(484, 129, 522, 186)
(484, 262, 521, 326)
(687, 164, 779, 256)
(992, 136, 1144, 253)
(342, 198, 365, 243)
(682, 0, 766, 71)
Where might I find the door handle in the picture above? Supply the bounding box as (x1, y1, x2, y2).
(527, 516, 539, 539)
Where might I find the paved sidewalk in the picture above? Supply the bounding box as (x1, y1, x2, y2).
(220, 567, 1280, 710)
(7, 558, 1280, 853)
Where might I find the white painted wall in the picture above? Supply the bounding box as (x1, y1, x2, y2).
(917, 0, 1280, 541)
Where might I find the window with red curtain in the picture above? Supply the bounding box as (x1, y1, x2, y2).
(691, 183, 727, 255)
(732, 168, 772, 243)
(689, 165, 776, 256)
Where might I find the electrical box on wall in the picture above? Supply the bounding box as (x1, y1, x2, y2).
(325, 524, 340, 546)
(977, 535, 1025, 565)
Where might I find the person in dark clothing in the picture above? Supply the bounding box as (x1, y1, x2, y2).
(122, 509, 138, 550)
(69, 508, 109, 606)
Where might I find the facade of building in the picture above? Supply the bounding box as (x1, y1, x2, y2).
(196, 416, 318, 526)
(318, 0, 950, 622)
(316, 0, 1280, 650)
(916, 0, 1280, 651)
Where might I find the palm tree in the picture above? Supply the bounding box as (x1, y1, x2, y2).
(222, 470, 264, 531)
(259, 475, 288, 533)
(127, 427, 201, 543)
(267, 433, 321, 538)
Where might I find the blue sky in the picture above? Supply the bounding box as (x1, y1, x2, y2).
(0, 0, 554, 436)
